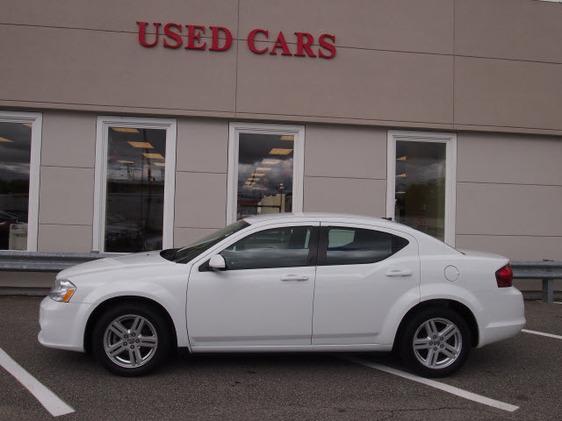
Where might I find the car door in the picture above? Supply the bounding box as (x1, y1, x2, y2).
(312, 223, 420, 345)
(186, 222, 319, 350)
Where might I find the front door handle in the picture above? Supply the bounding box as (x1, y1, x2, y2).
(385, 268, 413, 277)
(281, 274, 309, 282)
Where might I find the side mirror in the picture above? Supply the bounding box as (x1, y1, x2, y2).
(208, 254, 226, 271)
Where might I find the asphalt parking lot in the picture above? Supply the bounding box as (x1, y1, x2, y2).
(0, 297, 561, 421)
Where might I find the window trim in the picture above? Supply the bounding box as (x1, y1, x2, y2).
(93, 116, 177, 252)
(386, 130, 457, 246)
(0, 111, 42, 251)
(227, 122, 305, 224)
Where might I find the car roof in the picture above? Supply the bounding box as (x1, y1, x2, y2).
(244, 212, 406, 230)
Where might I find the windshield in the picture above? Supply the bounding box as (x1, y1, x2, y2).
(161, 220, 250, 263)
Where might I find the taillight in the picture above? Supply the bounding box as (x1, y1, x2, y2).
(495, 264, 513, 288)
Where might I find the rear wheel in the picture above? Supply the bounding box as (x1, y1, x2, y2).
(92, 303, 172, 376)
(398, 307, 471, 378)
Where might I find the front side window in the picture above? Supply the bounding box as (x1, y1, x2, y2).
(320, 227, 409, 266)
(94, 118, 176, 252)
(221, 226, 315, 270)
(387, 131, 456, 245)
(0, 112, 41, 251)
(166, 220, 250, 263)
(227, 124, 304, 223)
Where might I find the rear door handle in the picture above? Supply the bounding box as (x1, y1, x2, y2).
(281, 274, 309, 282)
(385, 268, 413, 277)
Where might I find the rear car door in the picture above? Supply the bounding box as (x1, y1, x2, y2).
(187, 222, 319, 349)
(312, 223, 420, 345)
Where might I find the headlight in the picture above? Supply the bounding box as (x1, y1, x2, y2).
(48, 279, 77, 303)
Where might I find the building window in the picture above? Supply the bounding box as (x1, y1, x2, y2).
(0, 111, 41, 251)
(94, 117, 176, 252)
(386, 131, 456, 245)
(227, 123, 304, 223)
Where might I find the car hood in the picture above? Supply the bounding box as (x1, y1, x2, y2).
(57, 251, 172, 279)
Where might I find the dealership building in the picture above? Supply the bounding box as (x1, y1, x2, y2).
(1, 0, 561, 269)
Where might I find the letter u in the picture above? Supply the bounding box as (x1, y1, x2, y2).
(137, 22, 161, 48)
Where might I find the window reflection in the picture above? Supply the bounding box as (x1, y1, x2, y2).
(0, 122, 31, 250)
(323, 227, 409, 265)
(105, 127, 166, 252)
(222, 226, 313, 270)
(395, 141, 446, 240)
(237, 133, 294, 220)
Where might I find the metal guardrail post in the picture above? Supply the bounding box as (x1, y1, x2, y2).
(543, 279, 554, 304)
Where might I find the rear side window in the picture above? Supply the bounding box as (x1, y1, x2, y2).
(221, 226, 316, 270)
(320, 227, 409, 265)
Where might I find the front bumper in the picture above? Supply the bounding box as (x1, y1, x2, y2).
(38, 296, 88, 352)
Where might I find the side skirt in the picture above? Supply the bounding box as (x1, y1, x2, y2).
(189, 344, 393, 353)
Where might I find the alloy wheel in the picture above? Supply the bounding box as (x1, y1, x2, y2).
(103, 314, 159, 369)
(412, 317, 462, 370)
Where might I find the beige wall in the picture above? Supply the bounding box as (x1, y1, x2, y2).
(173, 119, 228, 246)
(1, 0, 561, 135)
(456, 133, 562, 260)
(455, 0, 562, 63)
(3, 0, 562, 260)
(37, 114, 232, 251)
(20, 112, 562, 262)
(38, 112, 96, 252)
(303, 124, 387, 217)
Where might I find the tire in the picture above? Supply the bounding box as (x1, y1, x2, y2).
(91, 302, 172, 376)
(398, 307, 471, 378)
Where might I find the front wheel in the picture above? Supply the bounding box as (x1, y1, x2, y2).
(92, 303, 172, 376)
(398, 307, 471, 378)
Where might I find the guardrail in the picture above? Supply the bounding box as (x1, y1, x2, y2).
(511, 261, 562, 304)
(0, 251, 560, 302)
(0, 251, 113, 272)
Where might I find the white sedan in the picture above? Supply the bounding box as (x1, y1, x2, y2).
(39, 213, 525, 377)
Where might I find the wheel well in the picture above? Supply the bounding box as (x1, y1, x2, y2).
(393, 299, 479, 351)
(83, 296, 178, 353)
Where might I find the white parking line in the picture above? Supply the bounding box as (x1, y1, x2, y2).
(342, 356, 519, 413)
(0, 347, 74, 417)
(522, 329, 562, 340)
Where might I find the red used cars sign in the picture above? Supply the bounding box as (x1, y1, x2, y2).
(137, 22, 337, 59)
